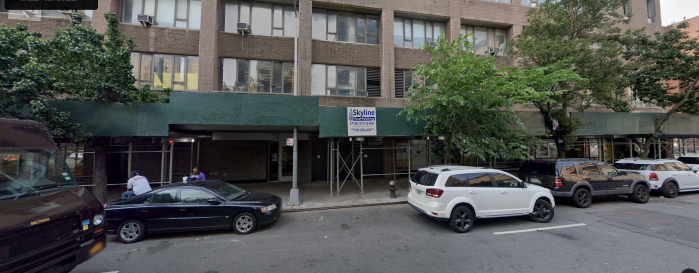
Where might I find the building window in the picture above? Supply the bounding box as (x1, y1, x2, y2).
(311, 64, 380, 97)
(131, 52, 199, 91)
(311, 9, 380, 45)
(393, 18, 445, 48)
(623, 1, 631, 16)
(646, 0, 655, 23)
(395, 70, 428, 98)
(521, 0, 540, 7)
(2, 10, 94, 20)
(220, 58, 294, 93)
(482, 0, 512, 4)
(222, 1, 297, 37)
(121, 0, 201, 29)
(461, 25, 507, 56)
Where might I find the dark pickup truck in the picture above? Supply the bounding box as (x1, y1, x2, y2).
(0, 118, 106, 273)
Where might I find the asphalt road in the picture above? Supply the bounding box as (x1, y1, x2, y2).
(73, 193, 699, 273)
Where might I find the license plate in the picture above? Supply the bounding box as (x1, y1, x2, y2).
(414, 189, 424, 196)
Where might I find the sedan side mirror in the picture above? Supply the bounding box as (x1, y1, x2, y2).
(207, 198, 221, 205)
(522, 181, 528, 188)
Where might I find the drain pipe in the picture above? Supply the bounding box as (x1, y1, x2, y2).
(288, 0, 301, 206)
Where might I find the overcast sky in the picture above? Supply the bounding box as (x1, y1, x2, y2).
(661, 0, 699, 26)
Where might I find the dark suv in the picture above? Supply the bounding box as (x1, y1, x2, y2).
(518, 158, 650, 208)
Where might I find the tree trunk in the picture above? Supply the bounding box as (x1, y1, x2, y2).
(93, 136, 110, 204)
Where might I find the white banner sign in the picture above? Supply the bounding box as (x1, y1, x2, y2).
(347, 107, 377, 136)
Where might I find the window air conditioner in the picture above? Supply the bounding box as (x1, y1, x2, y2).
(59, 8, 77, 15)
(237, 22, 250, 36)
(138, 14, 154, 27)
(489, 47, 500, 55)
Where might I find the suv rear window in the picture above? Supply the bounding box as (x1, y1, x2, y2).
(677, 157, 699, 165)
(613, 163, 649, 171)
(519, 161, 556, 176)
(412, 171, 439, 186)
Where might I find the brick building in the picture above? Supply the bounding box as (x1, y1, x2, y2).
(1, 0, 671, 202)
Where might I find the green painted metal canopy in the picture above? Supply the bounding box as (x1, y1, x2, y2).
(573, 112, 699, 136)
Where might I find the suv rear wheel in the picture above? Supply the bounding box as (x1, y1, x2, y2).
(572, 188, 592, 208)
(449, 205, 474, 233)
(663, 182, 679, 198)
(629, 184, 650, 203)
(529, 199, 554, 223)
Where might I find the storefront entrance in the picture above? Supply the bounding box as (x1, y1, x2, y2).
(269, 141, 294, 182)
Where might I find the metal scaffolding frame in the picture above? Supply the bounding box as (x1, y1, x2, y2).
(327, 139, 420, 196)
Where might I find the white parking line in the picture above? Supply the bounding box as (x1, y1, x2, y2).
(493, 223, 587, 235)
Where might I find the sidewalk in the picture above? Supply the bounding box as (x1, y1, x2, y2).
(106, 177, 411, 212)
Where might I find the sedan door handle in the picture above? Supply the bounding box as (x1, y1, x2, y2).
(140, 209, 148, 212)
(469, 191, 477, 194)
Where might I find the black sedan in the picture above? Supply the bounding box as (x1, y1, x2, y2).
(105, 180, 282, 243)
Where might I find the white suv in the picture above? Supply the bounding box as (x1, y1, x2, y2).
(613, 158, 699, 198)
(408, 166, 555, 233)
(677, 156, 699, 170)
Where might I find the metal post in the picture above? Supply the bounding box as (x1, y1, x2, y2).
(337, 139, 340, 195)
(127, 142, 132, 177)
(168, 142, 174, 183)
(329, 140, 333, 196)
(393, 140, 396, 181)
(197, 141, 200, 167)
(629, 139, 633, 158)
(190, 141, 194, 171)
(327, 141, 329, 185)
(161, 143, 166, 183)
(360, 140, 364, 194)
(289, 126, 300, 205)
(409, 141, 412, 173)
(611, 138, 615, 161)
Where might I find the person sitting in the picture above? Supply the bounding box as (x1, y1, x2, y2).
(122, 171, 152, 199)
(188, 167, 206, 181)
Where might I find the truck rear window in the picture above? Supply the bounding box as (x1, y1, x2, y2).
(677, 157, 699, 165)
(613, 163, 649, 171)
(412, 171, 439, 186)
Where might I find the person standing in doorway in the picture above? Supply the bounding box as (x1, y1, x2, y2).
(122, 171, 153, 199)
(189, 167, 206, 181)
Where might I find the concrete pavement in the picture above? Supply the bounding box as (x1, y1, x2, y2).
(75, 193, 699, 273)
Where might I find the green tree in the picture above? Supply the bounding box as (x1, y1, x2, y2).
(508, 0, 639, 155)
(401, 35, 580, 162)
(0, 13, 165, 202)
(624, 22, 699, 158)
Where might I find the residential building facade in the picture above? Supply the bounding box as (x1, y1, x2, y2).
(2, 0, 674, 201)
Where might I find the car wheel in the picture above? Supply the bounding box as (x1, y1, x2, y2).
(233, 212, 257, 235)
(572, 188, 592, 208)
(663, 182, 679, 198)
(629, 184, 650, 203)
(529, 199, 554, 223)
(449, 205, 474, 233)
(117, 219, 146, 244)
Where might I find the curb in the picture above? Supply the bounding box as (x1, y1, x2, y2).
(283, 200, 408, 213)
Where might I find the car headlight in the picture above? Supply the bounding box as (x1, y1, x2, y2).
(261, 204, 277, 213)
(93, 214, 104, 226)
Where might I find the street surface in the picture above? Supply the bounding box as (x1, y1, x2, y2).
(74, 193, 699, 273)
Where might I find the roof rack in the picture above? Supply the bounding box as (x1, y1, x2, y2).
(532, 158, 590, 162)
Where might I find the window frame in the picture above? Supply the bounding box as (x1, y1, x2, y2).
(311, 8, 380, 45)
(222, 0, 297, 37)
(393, 17, 445, 48)
(144, 188, 180, 204)
(219, 58, 295, 94)
(622, 1, 632, 15)
(132, 52, 198, 91)
(492, 172, 523, 188)
(646, 0, 655, 23)
(461, 25, 508, 56)
(311, 64, 368, 97)
(121, 0, 201, 29)
(469, 172, 496, 187)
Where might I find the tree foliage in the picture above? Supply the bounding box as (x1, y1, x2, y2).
(0, 12, 165, 141)
(0, 12, 166, 202)
(401, 35, 580, 161)
(624, 22, 699, 158)
(508, 0, 639, 154)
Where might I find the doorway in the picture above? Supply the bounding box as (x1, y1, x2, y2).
(269, 141, 294, 182)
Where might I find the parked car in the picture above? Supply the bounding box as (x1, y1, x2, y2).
(408, 166, 555, 233)
(613, 158, 699, 198)
(518, 158, 650, 208)
(676, 156, 699, 170)
(105, 180, 282, 243)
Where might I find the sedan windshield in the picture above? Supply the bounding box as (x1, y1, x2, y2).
(1, 149, 79, 200)
(201, 181, 247, 200)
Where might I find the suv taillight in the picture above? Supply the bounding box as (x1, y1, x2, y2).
(649, 172, 658, 181)
(426, 189, 444, 198)
(554, 178, 564, 187)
